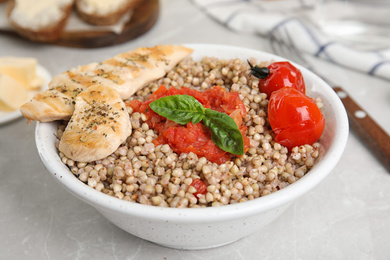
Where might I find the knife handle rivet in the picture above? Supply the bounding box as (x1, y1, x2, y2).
(354, 110, 366, 119)
(336, 90, 347, 99)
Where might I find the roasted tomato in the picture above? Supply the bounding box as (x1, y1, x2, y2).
(191, 178, 207, 198)
(268, 87, 325, 150)
(127, 85, 250, 165)
(249, 61, 306, 98)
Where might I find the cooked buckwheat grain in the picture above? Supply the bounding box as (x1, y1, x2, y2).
(57, 56, 322, 208)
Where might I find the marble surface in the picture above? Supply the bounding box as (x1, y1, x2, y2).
(0, 0, 389, 259)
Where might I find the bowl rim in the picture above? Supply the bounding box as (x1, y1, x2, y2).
(35, 43, 349, 223)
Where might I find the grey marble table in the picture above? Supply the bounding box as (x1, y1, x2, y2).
(1, 0, 389, 259)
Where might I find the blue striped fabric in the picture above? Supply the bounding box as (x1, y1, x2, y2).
(192, 0, 390, 81)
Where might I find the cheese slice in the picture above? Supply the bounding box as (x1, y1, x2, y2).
(0, 57, 43, 90)
(0, 73, 29, 111)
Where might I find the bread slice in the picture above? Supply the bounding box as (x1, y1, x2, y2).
(7, 0, 74, 42)
(75, 0, 140, 26)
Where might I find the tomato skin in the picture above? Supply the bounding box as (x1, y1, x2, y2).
(191, 178, 207, 198)
(129, 85, 250, 164)
(268, 87, 325, 151)
(157, 122, 233, 165)
(259, 62, 305, 98)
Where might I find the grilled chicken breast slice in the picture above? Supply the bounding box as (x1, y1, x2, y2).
(59, 85, 131, 162)
(20, 45, 193, 123)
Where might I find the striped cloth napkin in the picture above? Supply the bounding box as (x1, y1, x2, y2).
(192, 0, 390, 81)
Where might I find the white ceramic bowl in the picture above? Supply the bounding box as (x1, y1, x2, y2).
(35, 44, 349, 250)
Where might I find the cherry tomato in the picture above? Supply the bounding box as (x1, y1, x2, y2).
(268, 87, 325, 151)
(249, 61, 306, 98)
(190, 178, 207, 198)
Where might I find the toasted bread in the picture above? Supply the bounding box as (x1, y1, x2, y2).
(75, 0, 140, 26)
(7, 0, 74, 42)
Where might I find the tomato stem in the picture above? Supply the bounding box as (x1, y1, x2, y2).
(247, 60, 270, 79)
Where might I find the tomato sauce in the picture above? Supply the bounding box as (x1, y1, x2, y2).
(127, 85, 250, 164)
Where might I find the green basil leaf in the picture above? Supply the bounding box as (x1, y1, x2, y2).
(149, 95, 205, 125)
(203, 108, 244, 155)
(191, 113, 205, 124)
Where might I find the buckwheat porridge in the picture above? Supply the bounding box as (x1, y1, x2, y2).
(56, 56, 322, 208)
